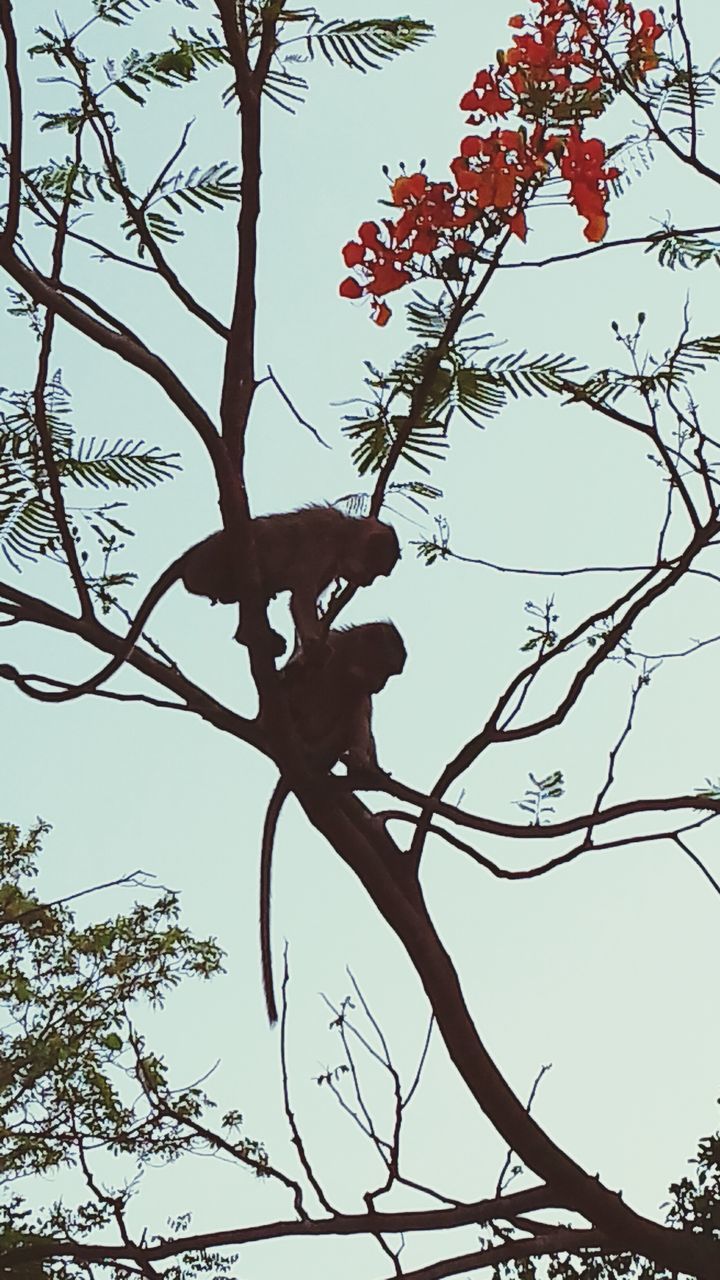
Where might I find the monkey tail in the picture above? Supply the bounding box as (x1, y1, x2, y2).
(19, 557, 185, 703)
(260, 777, 289, 1026)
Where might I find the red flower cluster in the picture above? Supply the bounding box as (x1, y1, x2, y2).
(450, 126, 553, 241)
(340, 0, 661, 323)
(461, 0, 661, 127)
(340, 173, 478, 326)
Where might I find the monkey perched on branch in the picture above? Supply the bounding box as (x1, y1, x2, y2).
(260, 621, 407, 1024)
(27, 506, 400, 702)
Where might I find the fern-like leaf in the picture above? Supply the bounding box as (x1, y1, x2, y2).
(483, 351, 587, 398)
(25, 159, 116, 209)
(1, 497, 59, 566)
(120, 161, 239, 251)
(342, 412, 448, 476)
(36, 109, 84, 136)
(262, 66, 310, 112)
(304, 17, 433, 73)
(573, 335, 720, 403)
(641, 62, 719, 121)
(405, 292, 457, 342)
(655, 335, 720, 385)
(103, 32, 226, 104)
(60, 440, 181, 490)
(656, 231, 720, 271)
(152, 162, 241, 214)
(122, 209, 183, 248)
(434, 364, 506, 426)
(92, 0, 155, 24)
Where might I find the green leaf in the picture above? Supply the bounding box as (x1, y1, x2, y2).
(0, 497, 58, 565)
(103, 32, 227, 103)
(93, 0, 157, 24)
(304, 16, 433, 72)
(61, 439, 181, 490)
(661, 333, 720, 382)
(342, 412, 448, 476)
(150, 161, 241, 216)
(262, 65, 310, 112)
(483, 350, 587, 398)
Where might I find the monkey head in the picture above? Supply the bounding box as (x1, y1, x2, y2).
(341, 621, 407, 693)
(340, 520, 400, 589)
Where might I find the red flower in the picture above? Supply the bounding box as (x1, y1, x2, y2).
(342, 241, 365, 267)
(508, 209, 528, 240)
(559, 127, 616, 241)
(372, 301, 392, 326)
(460, 89, 481, 111)
(391, 172, 428, 204)
(368, 261, 412, 295)
(583, 211, 608, 242)
(412, 228, 439, 255)
(460, 135, 483, 158)
(339, 278, 363, 299)
(358, 221, 383, 248)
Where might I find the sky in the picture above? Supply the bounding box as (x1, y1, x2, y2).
(3, 0, 720, 1272)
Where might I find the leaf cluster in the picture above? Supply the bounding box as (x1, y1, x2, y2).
(0, 369, 179, 574)
(102, 30, 228, 104)
(640, 56, 720, 131)
(656, 231, 720, 272)
(257, 11, 433, 111)
(342, 294, 584, 478)
(302, 15, 433, 72)
(573, 332, 720, 407)
(0, 820, 270, 1274)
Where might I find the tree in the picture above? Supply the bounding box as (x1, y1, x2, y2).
(1, 0, 720, 1276)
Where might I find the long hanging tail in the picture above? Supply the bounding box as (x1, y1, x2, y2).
(15, 557, 185, 703)
(260, 777, 289, 1025)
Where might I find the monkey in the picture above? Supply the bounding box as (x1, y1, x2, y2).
(28, 507, 401, 702)
(260, 621, 406, 1024)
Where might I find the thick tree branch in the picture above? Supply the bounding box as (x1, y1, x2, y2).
(289, 790, 720, 1278)
(378, 1230, 609, 1280)
(0, 0, 21, 243)
(215, 0, 282, 461)
(0, 1186, 567, 1266)
(376, 774, 720, 842)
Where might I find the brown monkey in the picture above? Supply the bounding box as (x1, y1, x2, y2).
(28, 507, 400, 702)
(260, 621, 406, 1023)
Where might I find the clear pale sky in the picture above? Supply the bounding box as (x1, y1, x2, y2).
(2, 0, 720, 1268)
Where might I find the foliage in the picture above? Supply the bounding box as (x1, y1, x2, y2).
(0, 370, 179, 573)
(0, 819, 268, 1276)
(656, 231, 720, 271)
(301, 15, 433, 71)
(340, 333, 585, 476)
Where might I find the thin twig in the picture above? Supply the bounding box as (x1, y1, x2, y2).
(267, 365, 330, 448)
